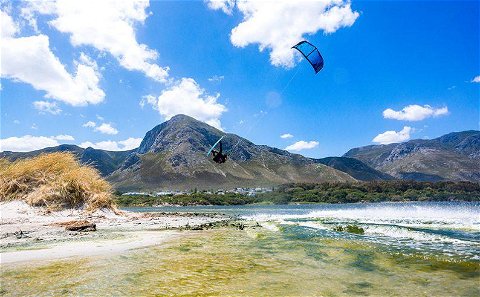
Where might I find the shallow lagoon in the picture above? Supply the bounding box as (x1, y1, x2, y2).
(2, 202, 479, 296)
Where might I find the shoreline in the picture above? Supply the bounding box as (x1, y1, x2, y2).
(119, 199, 479, 208)
(0, 201, 230, 266)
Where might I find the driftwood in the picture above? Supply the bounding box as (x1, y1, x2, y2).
(54, 220, 96, 232)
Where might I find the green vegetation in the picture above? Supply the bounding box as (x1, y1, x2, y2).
(116, 192, 259, 207)
(333, 225, 365, 234)
(258, 181, 480, 204)
(115, 181, 480, 207)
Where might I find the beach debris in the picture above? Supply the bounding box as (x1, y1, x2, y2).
(54, 220, 97, 232)
(14, 230, 24, 239)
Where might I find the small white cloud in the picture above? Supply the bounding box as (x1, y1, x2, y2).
(447, 86, 456, 90)
(0, 134, 74, 152)
(208, 75, 225, 83)
(82, 121, 96, 128)
(80, 137, 141, 151)
(94, 123, 118, 135)
(1, 9, 19, 38)
(31, 123, 38, 130)
(145, 78, 227, 130)
(33, 101, 62, 115)
(140, 94, 157, 109)
(472, 76, 480, 83)
(285, 140, 319, 151)
(280, 133, 293, 139)
(96, 115, 105, 121)
(383, 104, 449, 121)
(13, 120, 20, 124)
(206, 0, 235, 15)
(118, 137, 143, 150)
(54, 134, 75, 141)
(372, 126, 412, 145)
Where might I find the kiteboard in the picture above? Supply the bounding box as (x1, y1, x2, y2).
(206, 136, 225, 156)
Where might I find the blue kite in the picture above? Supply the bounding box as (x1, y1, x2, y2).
(292, 41, 324, 74)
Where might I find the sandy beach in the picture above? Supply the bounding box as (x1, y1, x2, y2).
(0, 201, 229, 266)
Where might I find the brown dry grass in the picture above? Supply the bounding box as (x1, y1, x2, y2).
(0, 152, 116, 212)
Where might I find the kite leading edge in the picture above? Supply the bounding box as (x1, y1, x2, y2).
(292, 41, 324, 74)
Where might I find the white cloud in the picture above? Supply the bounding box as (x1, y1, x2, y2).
(208, 75, 225, 83)
(0, 134, 74, 152)
(13, 120, 20, 124)
(118, 137, 143, 150)
(207, 0, 358, 67)
(33, 100, 62, 115)
(206, 0, 235, 15)
(94, 123, 118, 135)
(145, 78, 227, 130)
(1, 13, 105, 107)
(54, 134, 75, 141)
(280, 133, 293, 139)
(24, 0, 169, 82)
(80, 137, 142, 151)
(1, 9, 19, 38)
(139, 94, 157, 109)
(372, 126, 412, 145)
(472, 76, 480, 83)
(82, 121, 96, 128)
(285, 140, 319, 151)
(383, 105, 449, 121)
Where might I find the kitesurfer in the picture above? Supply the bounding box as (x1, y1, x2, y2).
(212, 141, 227, 164)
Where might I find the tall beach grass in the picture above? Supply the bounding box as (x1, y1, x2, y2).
(0, 152, 115, 211)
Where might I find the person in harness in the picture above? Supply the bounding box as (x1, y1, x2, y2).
(211, 141, 227, 164)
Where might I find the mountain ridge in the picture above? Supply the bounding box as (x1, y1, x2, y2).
(108, 115, 355, 190)
(2, 115, 478, 189)
(344, 130, 480, 182)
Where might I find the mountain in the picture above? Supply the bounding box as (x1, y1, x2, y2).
(0, 144, 132, 176)
(3, 116, 477, 189)
(313, 157, 394, 181)
(344, 131, 480, 182)
(108, 115, 354, 191)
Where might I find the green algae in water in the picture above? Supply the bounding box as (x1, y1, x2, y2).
(333, 224, 365, 234)
(1, 227, 479, 297)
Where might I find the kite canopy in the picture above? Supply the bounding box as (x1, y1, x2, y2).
(292, 41, 324, 74)
(206, 136, 224, 156)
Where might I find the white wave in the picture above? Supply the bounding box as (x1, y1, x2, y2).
(242, 203, 480, 230)
(363, 225, 472, 245)
(261, 222, 280, 232)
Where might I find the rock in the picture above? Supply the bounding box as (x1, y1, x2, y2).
(14, 230, 24, 239)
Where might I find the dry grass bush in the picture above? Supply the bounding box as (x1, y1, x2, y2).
(0, 152, 116, 212)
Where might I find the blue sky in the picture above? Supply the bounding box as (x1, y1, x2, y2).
(1, 0, 479, 157)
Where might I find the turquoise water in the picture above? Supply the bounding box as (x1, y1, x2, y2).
(127, 202, 480, 262)
(2, 202, 479, 296)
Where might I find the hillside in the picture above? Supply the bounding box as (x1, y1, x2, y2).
(108, 115, 354, 190)
(0, 145, 133, 176)
(313, 157, 394, 181)
(344, 131, 480, 182)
